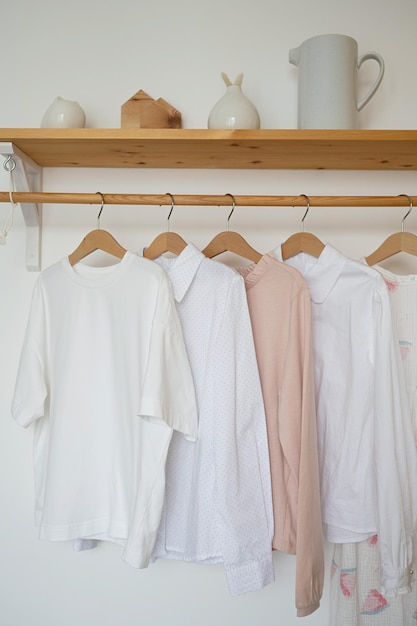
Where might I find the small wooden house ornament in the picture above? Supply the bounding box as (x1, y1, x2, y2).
(121, 90, 182, 129)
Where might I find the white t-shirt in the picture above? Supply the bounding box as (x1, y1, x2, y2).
(12, 251, 198, 568)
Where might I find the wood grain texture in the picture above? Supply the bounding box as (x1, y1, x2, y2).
(1, 192, 417, 207)
(1, 129, 417, 169)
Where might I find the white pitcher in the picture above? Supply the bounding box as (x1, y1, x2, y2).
(289, 34, 385, 129)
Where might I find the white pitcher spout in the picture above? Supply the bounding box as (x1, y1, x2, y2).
(289, 47, 300, 66)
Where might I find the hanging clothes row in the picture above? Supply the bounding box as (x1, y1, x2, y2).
(10, 193, 417, 622)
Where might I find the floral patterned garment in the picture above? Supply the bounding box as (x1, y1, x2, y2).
(330, 266, 417, 626)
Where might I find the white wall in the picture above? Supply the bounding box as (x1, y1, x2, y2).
(1, 1, 417, 624)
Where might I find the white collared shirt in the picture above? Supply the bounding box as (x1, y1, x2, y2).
(143, 244, 274, 596)
(274, 244, 417, 596)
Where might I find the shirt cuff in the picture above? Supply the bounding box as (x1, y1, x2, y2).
(297, 601, 321, 618)
(122, 539, 154, 570)
(225, 554, 275, 596)
(380, 565, 415, 597)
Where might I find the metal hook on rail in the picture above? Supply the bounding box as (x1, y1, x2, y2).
(225, 193, 236, 232)
(165, 193, 175, 232)
(300, 194, 311, 232)
(96, 192, 105, 229)
(398, 194, 413, 232)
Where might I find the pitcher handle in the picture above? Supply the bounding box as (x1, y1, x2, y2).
(357, 52, 385, 111)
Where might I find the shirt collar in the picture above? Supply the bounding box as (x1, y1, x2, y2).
(155, 243, 205, 302)
(273, 243, 348, 304)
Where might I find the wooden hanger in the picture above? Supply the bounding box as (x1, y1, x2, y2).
(281, 195, 325, 260)
(69, 229, 127, 265)
(143, 231, 188, 259)
(143, 194, 187, 259)
(202, 231, 262, 262)
(365, 194, 417, 265)
(68, 193, 127, 265)
(281, 232, 325, 260)
(202, 194, 262, 263)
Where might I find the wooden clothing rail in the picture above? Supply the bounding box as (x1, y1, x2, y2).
(0, 192, 417, 207)
(4, 190, 416, 271)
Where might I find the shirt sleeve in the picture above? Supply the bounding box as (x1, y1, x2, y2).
(213, 276, 275, 596)
(11, 279, 48, 428)
(372, 280, 417, 596)
(279, 286, 324, 617)
(138, 271, 198, 442)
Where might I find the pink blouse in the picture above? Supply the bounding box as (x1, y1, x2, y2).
(237, 252, 324, 617)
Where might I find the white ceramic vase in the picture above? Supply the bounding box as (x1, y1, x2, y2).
(41, 97, 86, 128)
(208, 73, 260, 129)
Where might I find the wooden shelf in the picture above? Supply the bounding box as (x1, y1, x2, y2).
(1, 128, 417, 170)
(1, 128, 416, 271)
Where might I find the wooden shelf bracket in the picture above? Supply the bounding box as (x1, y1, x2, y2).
(0, 142, 42, 270)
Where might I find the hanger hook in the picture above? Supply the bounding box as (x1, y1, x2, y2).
(165, 193, 175, 232)
(399, 194, 413, 232)
(96, 192, 105, 229)
(225, 193, 236, 232)
(300, 194, 310, 232)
